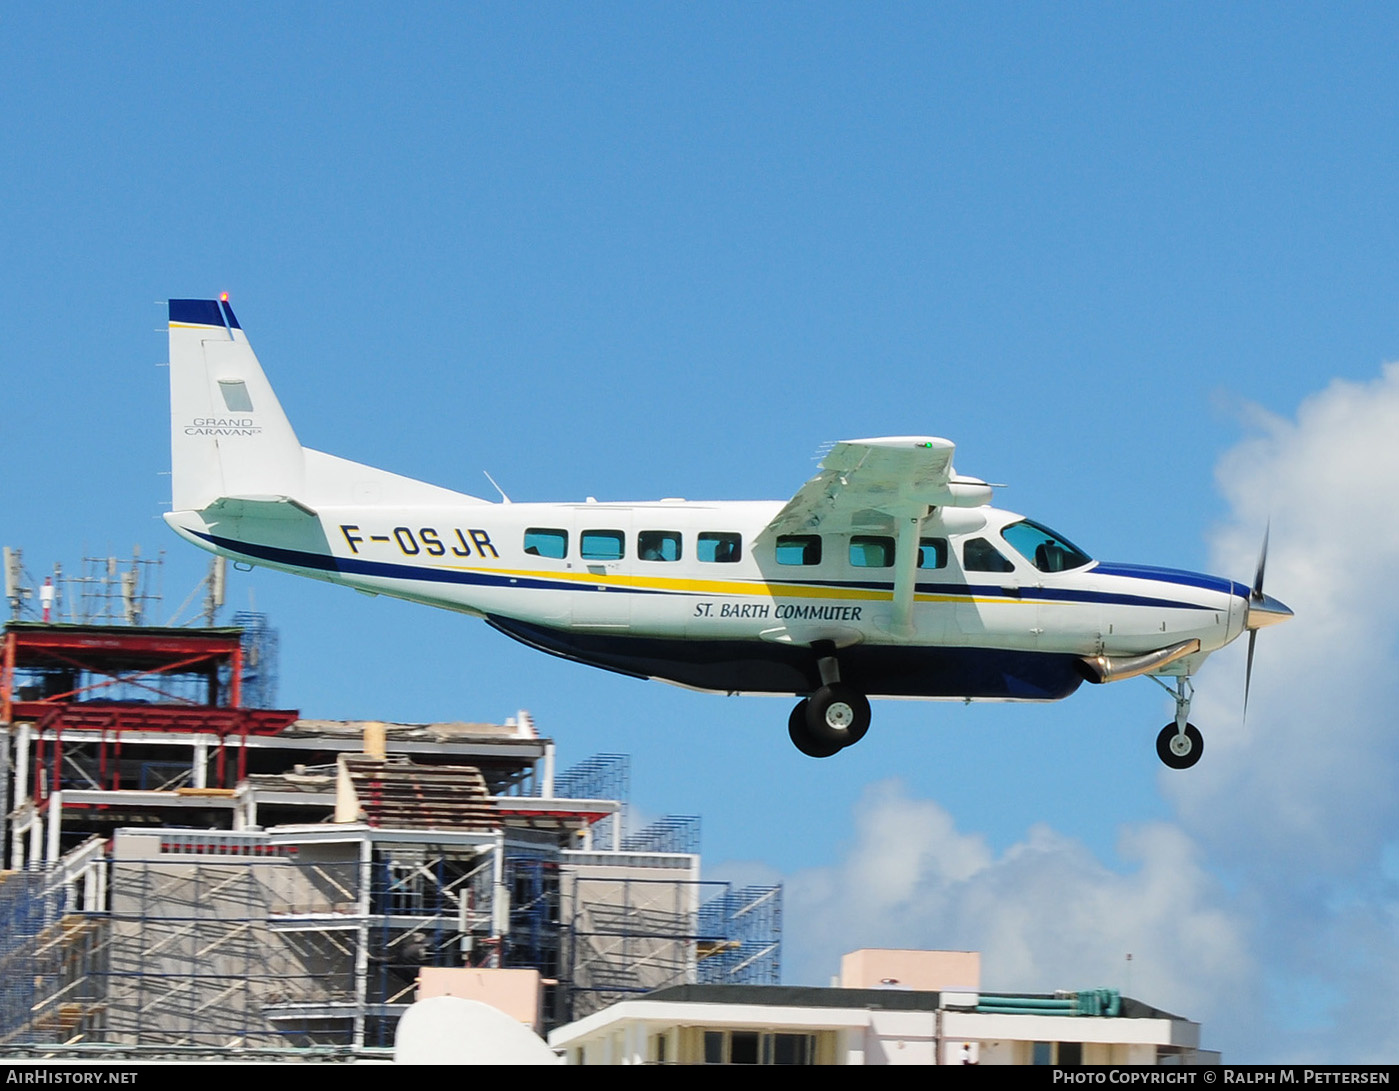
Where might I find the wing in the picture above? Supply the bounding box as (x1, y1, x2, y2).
(759, 436, 994, 638)
(760, 436, 991, 539)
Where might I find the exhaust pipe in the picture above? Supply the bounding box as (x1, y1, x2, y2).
(1078, 638, 1200, 685)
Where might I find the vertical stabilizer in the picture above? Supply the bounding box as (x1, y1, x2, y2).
(168, 298, 305, 511)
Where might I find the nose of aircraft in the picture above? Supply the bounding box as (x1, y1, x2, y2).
(1245, 591, 1293, 630)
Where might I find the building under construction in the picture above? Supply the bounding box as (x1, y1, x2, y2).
(0, 617, 781, 1058)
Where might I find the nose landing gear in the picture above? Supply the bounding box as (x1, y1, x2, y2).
(1152, 675, 1203, 769)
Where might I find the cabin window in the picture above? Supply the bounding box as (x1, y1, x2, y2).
(580, 530, 625, 561)
(963, 537, 1015, 573)
(217, 379, 254, 412)
(776, 535, 822, 566)
(638, 530, 681, 562)
(918, 537, 948, 569)
(849, 535, 894, 568)
(1001, 519, 1092, 573)
(523, 528, 567, 559)
(698, 532, 742, 563)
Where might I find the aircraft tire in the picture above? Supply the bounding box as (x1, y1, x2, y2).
(788, 701, 843, 758)
(805, 684, 872, 749)
(1156, 722, 1203, 769)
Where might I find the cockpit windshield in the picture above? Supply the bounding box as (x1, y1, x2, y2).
(1001, 519, 1093, 573)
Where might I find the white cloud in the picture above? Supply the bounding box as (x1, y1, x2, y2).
(1175, 364, 1399, 871)
(782, 781, 1252, 1024)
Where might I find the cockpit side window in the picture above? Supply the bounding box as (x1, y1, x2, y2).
(1001, 520, 1092, 573)
(963, 537, 1015, 573)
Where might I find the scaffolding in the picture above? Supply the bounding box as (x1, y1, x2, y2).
(233, 611, 279, 710)
(563, 868, 782, 1018)
(0, 836, 106, 1047)
(555, 753, 629, 850)
(0, 828, 502, 1052)
(0, 618, 783, 1057)
(623, 815, 701, 855)
(697, 883, 782, 986)
(0, 826, 781, 1053)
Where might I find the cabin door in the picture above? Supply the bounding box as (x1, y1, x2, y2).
(569, 512, 633, 631)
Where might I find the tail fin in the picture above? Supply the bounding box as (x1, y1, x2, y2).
(168, 298, 305, 511)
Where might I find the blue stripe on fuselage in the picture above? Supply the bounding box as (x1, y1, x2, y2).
(192, 531, 1221, 611)
(190, 530, 668, 596)
(776, 575, 1214, 610)
(1091, 562, 1244, 599)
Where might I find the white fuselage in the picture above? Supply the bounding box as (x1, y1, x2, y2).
(166, 489, 1249, 699)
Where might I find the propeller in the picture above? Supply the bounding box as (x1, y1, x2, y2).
(1243, 525, 1268, 719)
(1243, 522, 1293, 719)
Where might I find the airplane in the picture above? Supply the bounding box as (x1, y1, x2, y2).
(162, 297, 1293, 766)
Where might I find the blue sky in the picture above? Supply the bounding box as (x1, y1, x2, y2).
(5, 4, 1399, 1062)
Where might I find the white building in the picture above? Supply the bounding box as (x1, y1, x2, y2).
(549, 948, 1215, 1065)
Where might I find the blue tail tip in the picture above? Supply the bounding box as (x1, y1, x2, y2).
(168, 298, 223, 327)
(169, 297, 241, 330)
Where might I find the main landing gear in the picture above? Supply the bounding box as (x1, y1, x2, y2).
(789, 685, 872, 757)
(1152, 675, 1203, 770)
(788, 643, 871, 758)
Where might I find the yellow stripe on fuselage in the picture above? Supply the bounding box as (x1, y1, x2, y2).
(417, 561, 1025, 606)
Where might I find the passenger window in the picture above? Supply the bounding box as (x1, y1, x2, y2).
(918, 537, 948, 569)
(776, 535, 822, 566)
(849, 536, 894, 568)
(963, 537, 1015, 573)
(638, 530, 681, 562)
(523, 528, 568, 559)
(698, 532, 742, 563)
(580, 530, 625, 561)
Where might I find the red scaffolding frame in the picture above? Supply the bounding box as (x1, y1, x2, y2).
(2, 622, 298, 801)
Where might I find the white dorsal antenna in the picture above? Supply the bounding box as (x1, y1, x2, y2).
(482, 471, 512, 504)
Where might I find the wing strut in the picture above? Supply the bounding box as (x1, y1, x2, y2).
(890, 512, 924, 637)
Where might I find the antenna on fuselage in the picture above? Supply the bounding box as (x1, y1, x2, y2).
(482, 470, 512, 504)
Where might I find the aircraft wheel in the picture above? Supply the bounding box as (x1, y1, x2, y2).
(1156, 722, 1204, 770)
(805, 684, 872, 749)
(788, 701, 843, 758)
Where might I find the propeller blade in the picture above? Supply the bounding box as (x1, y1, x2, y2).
(1244, 523, 1277, 723)
(1252, 522, 1270, 602)
(1244, 629, 1258, 721)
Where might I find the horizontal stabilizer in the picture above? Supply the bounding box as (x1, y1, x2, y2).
(199, 495, 320, 520)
